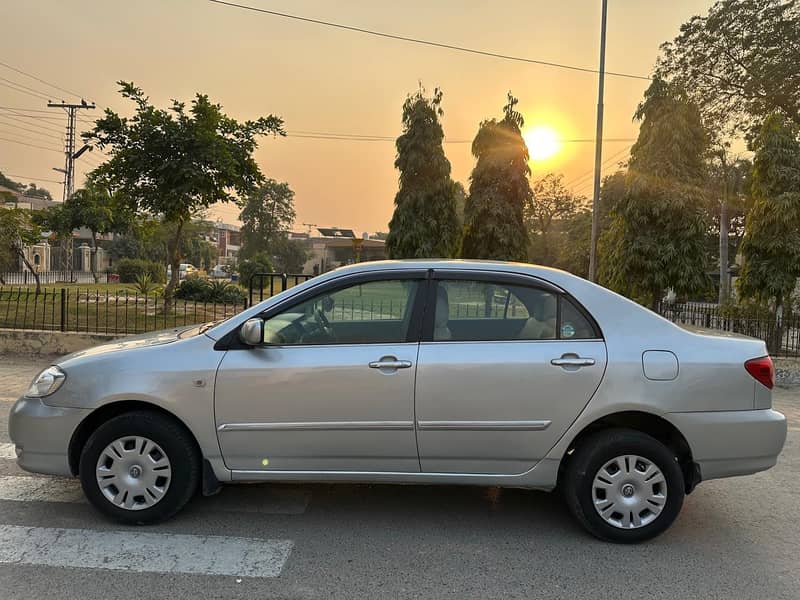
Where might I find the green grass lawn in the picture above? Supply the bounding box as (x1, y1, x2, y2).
(0, 286, 248, 335)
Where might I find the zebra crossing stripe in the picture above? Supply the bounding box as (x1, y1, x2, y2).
(0, 525, 293, 577)
(0, 443, 16, 460)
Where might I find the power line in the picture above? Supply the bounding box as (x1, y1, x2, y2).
(0, 172, 63, 185)
(565, 144, 632, 190)
(0, 136, 63, 153)
(0, 111, 66, 134)
(207, 0, 651, 81)
(285, 130, 636, 144)
(0, 60, 86, 100)
(0, 79, 51, 101)
(0, 119, 62, 141)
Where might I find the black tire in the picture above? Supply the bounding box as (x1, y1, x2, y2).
(79, 411, 200, 525)
(563, 428, 685, 543)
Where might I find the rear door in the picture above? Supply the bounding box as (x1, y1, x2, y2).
(414, 271, 607, 474)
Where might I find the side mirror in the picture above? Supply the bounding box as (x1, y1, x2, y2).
(239, 318, 264, 346)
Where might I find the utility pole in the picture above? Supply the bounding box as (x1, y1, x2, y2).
(587, 0, 608, 283)
(48, 100, 95, 274)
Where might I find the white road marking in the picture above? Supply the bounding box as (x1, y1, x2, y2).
(0, 475, 84, 503)
(0, 443, 16, 460)
(0, 475, 311, 514)
(0, 525, 293, 578)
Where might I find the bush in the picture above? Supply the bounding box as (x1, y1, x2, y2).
(116, 258, 166, 284)
(174, 277, 247, 304)
(238, 252, 274, 290)
(132, 273, 163, 296)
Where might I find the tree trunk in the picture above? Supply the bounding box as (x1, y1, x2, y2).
(90, 230, 99, 284)
(163, 219, 185, 314)
(770, 294, 784, 355)
(18, 250, 41, 294)
(650, 288, 662, 312)
(718, 180, 729, 305)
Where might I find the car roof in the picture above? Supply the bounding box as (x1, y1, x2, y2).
(327, 259, 573, 282)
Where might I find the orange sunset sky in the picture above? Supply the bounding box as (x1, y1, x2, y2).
(1, 0, 716, 234)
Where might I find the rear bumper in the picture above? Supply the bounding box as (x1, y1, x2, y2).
(667, 409, 787, 481)
(8, 396, 90, 477)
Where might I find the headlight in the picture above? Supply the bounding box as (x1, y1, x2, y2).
(26, 366, 66, 398)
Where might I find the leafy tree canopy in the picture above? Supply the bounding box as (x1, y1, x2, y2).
(0, 207, 44, 290)
(599, 78, 710, 306)
(239, 179, 296, 260)
(386, 86, 461, 258)
(737, 113, 800, 309)
(461, 92, 531, 261)
(526, 173, 585, 265)
(84, 81, 284, 305)
(657, 0, 800, 137)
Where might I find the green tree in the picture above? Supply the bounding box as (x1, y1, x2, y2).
(22, 183, 53, 202)
(67, 183, 133, 282)
(599, 78, 710, 308)
(526, 173, 584, 266)
(737, 114, 800, 322)
(85, 81, 284, 309)
(706, 150, 752, 304)
(34, 203, 77, 271)
(270, 237, 308, 273)
(0, 171, 23, 193)
(386, 86, 461, 258)
(0, 208, 43, 291)
(239, 179, 296, 260)
(657, 0, 800, 136)
(461, 92, 531, 261)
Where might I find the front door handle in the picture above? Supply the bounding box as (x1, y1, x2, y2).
(369, 357, 413, 370)
(551, 356, 596, 368)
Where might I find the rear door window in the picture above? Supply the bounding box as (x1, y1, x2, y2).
(431, 279, 599, 342)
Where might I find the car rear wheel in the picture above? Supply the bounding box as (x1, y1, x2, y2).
(79, 411, 200, 525)
(563, 428, 685, 543)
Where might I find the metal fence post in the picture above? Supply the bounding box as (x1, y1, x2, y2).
(60, 288, 66, 332)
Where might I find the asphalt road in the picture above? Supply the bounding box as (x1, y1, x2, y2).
(0, 357, 798, 599)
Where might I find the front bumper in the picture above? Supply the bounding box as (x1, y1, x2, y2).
(667, 409, 787, 481)
(8, 396, 91, 477)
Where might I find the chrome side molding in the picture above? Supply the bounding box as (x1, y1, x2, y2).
(416, 420, 551, 431)
(218, 421, 415, 432)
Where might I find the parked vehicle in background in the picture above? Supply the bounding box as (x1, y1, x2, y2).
(9, 260, 787, 543)
(166, 263, 197, 281)
(209, 265, 231, 280)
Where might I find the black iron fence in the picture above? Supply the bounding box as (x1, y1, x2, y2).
(0, 287, 246, 335)
(248, 272, 314, 306)
(0, 271, 111, 285)
(656, 301, 800, 357)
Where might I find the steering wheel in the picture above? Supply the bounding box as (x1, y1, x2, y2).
(313, 307, 336, 342)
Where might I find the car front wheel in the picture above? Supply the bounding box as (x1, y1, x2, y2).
(79, 411, 200, 525)
(563, 428, 685, 543)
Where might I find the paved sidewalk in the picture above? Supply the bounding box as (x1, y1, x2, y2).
(0, 355, 54, 401)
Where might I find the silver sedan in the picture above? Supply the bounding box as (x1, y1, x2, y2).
(8, 260, 787, 543)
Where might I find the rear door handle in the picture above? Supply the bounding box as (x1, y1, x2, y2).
(369, 358, 413, 370)
(551, 357, 595, 367)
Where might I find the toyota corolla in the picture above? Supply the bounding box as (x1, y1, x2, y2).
(8, 260, 787, 543)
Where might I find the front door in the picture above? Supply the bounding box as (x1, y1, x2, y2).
(215, 275, 426, 472)
(415, 275, 607, 474)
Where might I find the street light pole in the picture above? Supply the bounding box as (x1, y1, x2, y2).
(587, 0, 608, 282)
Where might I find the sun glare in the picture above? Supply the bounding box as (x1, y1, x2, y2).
(524, 126, 561, 161)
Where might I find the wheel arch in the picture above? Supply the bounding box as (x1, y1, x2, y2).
(556, 410, 700, 494)
(68, 400, 202, 477)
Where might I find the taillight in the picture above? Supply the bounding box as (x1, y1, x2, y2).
(745, 356, 774, 389)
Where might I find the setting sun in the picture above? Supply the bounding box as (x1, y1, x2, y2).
(524, 126, 561, 161)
